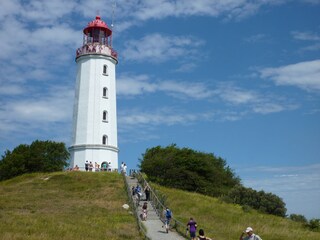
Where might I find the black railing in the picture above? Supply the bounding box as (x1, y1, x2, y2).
(134, 171, 188, 238)
(122, 172, 150, 240)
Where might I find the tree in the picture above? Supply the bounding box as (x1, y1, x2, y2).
(0, 140, 69, 181)
(289, 214, 307, 223)
(306, 219, 320, 231)
(226, 185, 287, 217)
(139, 144, 240, 197)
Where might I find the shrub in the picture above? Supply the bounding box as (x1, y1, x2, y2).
(139, 144, 240, 197)
(289, 214, 307, 223)
(306, 219, 320, 232)
(0, 140, 69, 181)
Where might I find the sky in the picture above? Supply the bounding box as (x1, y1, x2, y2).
(0, 0, 319, 219)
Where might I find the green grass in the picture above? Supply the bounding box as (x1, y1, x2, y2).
(154, 184, 320, 240)
(0, 172, 141, 240)
(2, 172, 319, 240)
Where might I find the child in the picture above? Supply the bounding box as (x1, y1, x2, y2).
(142, 202, 148, 221)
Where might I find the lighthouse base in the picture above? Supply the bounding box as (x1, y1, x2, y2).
(69, 144, 119, 172)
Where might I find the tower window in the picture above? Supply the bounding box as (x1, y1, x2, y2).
(103, 87, 108, 98)
(103, 111, 108, 122)
(103, 65, 108, 75)
(102, 135, 108, 145)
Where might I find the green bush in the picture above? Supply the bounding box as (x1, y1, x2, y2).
(226, 185, 287, 217)
(139, 144, 287, 217)
(306, 219, 320, 232)
(289, 214, 308, 223)
(139, 144, 240, 197)
(0, 140, 69, 181)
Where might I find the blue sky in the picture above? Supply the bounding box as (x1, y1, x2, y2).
(0, 0, 319, 219)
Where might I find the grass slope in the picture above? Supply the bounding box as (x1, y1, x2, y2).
(0, 172, 140, 240)
(155, 185, 320, 240)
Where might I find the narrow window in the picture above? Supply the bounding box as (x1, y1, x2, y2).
(103, 87, 108, 98)
(102, 135, 108, 145)
(103, 111, 108, 121)
(103, 64, 108, 75)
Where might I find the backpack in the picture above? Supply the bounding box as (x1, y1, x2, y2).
(166, 209, 172, 218)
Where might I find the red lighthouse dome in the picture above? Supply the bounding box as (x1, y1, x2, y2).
(83, 15, 112, 38)
(76, 15, 117, 60)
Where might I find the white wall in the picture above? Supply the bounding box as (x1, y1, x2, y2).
(69, 53, 118, 170)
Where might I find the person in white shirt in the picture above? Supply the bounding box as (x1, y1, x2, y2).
(239, 227, 262, 240)
(123, 164, 127, 175)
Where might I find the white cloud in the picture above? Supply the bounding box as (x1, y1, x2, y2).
(0, 84, 24, 95)
(302, 0, 320, 4)
(291, 30, 320, 52)
(260, 59, 320, 91)
(117, 74, 297, 119)
(301, 43, 320, 51)
(0, 87, 74, 135)
(17, 0, 76, 25)
(292, 31, 320, 41)
(174, 63, 197, 73)
(218, 85, 258, 105)
(118, 0, 289, 21)
(214, 83, 299, 114)
(117, 74, 157, 96)
(117, 73, 212, 99)
(0, 0, 20, 21)
(122, 33, 204, 62)
(118, 107, 211, 128)
(244, 34, 267, 43)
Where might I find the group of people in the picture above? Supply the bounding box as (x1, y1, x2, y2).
(129, 179, 262, 240)
(130, 183, 151, 221)
(84, 161, 100, 172)
(84, 160, 113, 172)
(132, 183, 151, 202)
(186, 217, 213, 240)
(69, 161, 130, 172)
(185, 217, 262, 240)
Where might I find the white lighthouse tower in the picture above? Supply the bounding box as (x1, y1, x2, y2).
(69, 15, 118, 171)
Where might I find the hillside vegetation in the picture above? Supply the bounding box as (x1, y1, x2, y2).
(1, 171, 319, 240)
(154, 184, 320, 240)
(140, 144, 286, 217)
(0, 140, 69, 181)
(0, 172, 140, 240)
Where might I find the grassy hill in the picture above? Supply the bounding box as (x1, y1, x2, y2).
(0, 172, 140, 240)
(154, 184, 320, 240)
(1, 172, 319, 240)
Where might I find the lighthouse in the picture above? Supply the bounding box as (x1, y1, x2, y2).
(69, 15, 119, 171)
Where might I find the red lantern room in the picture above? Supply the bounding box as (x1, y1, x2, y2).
(76, 15, 117, 59)
(83, 15, 112, 45)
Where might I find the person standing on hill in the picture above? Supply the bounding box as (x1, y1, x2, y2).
(239, 227, 262, 240)
(123, 164, 127, 175)
(85, 160, 89, 171)
(187, 217, 197, 240)
(120, 162, 124, 172)
(95, 162, 99, 171)
(197, 229, 212, 240)
(144, 184, 150, 201)
(163, 207, 172, 233)
(89, 161, 93, 171)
